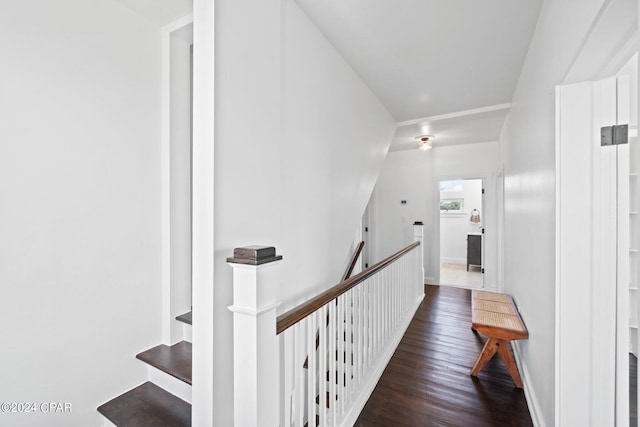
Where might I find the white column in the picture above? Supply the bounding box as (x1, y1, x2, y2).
(413, 222, 425, 294)
(227, 246, 282, 427)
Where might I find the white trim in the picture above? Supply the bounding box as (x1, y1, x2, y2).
(601, 32, 640, 79)
(554, 86, 562, 427)
(227, 302, 281, 317)
(434, 173, 494, 293)
(164, 14, 194, 33)
(592, 76, 618, 426)
(513, 341, 547, 427)
(555, 81, 596, 427)
(397, 103, 511, 127)
(560, 0, 616, 84)
(191, 0, 215, 425)
(161, 19, 171, 346)
(225, 259, 283, 271)
(161, 14, 195, 346)
(338, 294, 424, 427)
(439, 212, 466, 217)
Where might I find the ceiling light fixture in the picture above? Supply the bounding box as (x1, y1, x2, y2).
(415, 135, 434, 151)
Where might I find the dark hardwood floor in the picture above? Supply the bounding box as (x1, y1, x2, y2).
(632, 353, 637, 427)
(355, 285, 533, 427)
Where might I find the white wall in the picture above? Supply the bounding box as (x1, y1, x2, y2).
(371, 141, 501, 287)
(440, 179, 483, 263)
(499, 1, 608, 425)
(169, 34, 193, 344)
(212, 0, 395, 425)
(0, 1, 163, 426)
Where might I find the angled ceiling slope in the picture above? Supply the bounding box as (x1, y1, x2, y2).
(296, 0, 542, 122)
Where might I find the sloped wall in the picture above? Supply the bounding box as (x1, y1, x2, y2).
(212, 0, 396, 424)
(280, 2, 396, 305)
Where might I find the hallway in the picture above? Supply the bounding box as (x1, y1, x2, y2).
(440, 262, 483, 289)
(355, 285, 533, 426)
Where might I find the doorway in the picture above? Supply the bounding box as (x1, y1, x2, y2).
(162, 18, 194, 345)
(439, 178, 484, 289)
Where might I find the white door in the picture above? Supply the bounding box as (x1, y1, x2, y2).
(556, 57, 636, 426)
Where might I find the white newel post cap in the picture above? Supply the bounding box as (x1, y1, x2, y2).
(227, 245, 282, 427)
(413, 221, 424, 238)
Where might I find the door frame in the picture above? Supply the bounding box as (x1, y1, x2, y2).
(555, 0, 639, 424)
(161, 15, 194, 345)
(433, 172, 499, 291)
(555, 69, 635, 427)
(437, 177, 485, 288)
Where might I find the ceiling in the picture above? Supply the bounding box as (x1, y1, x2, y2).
(391, 105, 510, 152)
(113, 0, 542, 152)
(296, 0, 542, 150)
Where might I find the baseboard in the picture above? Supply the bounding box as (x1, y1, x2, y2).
(483, 282, 500, 292)
(512, 341, 547, 427)
(338, 293, 424, 427)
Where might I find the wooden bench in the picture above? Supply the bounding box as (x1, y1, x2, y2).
(470, 290, 528, 388)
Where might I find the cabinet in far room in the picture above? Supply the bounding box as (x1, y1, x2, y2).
(467, 233, 481, 272)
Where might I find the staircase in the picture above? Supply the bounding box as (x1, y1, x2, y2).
(98, 311, 193, 427)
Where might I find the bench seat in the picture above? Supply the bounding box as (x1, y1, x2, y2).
(470, 290, 528, 388)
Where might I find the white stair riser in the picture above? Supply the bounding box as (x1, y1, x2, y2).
(144, 365, 192, 404)
(182, 323, 192, 343)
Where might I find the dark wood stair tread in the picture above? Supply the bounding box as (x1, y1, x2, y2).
(176, 311, 192, 325)
(97, 382, 190, 427)
(136, 341, 192, 385)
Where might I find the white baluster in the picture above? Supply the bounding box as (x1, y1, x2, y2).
(308, 312, 318, 427)
(281, 331, 293, 427)
(337, 294, 345, 418)
(328, 299, 336, 425)
(345, 289, 353, 404)
(319, 305, 327, 427)
(363, 279, 369, 370)
(295, 323, 304, 427)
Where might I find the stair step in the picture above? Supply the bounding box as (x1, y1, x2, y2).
(176, 311, 192, 325)
(136, 341, 192, 385)
(97, 382, 191, 427)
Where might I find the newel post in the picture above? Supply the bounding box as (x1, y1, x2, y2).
(413, 222, 425, 293)
(227, 246, 282, 427)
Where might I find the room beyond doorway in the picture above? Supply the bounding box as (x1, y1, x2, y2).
(439, 179, 484, 289)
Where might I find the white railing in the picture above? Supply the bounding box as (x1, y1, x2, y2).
(228, 224, 425, 427)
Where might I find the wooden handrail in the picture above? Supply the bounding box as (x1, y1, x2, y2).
(342, 241, 365, 281)
(276, 241, 420, 334)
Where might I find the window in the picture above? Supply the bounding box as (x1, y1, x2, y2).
(440, 198, 464, 213)
(439, 180, 463, 192)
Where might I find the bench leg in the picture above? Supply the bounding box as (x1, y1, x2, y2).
(471, 337, 499, 376)
(470, 337, 524, 389)
(496, 339, 523, 389)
